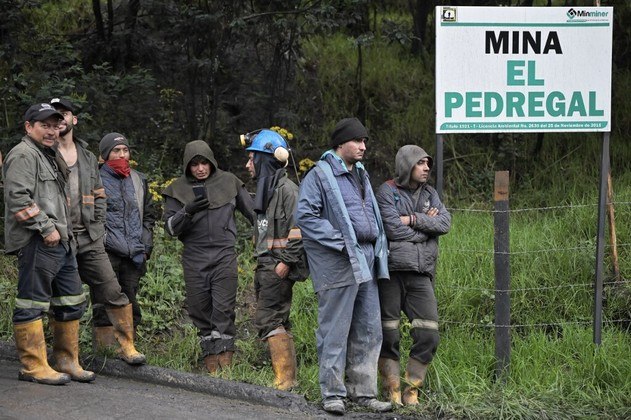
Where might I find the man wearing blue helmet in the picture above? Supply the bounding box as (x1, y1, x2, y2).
(244, 129, 308, 391)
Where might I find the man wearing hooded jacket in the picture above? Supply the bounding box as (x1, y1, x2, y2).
(295, 117, 391, 415)
(162, 140, 254, 373)
(375, 145, 451, 406)
(244, 129, 307, 390)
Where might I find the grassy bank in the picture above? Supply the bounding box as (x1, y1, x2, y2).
(1, 195, 629, 418)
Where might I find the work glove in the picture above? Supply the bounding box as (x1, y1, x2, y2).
(185, 195, 210, 215)
(132, 252, 146, 269)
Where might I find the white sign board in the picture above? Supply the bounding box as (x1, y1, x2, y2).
(435, 6, 613, 133)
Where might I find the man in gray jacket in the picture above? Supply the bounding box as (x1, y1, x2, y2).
(295, 117, 391, 415)
(4, 103, 90, 385)
(375, 145, 451, 406)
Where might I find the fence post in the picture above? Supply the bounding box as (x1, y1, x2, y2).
(494, 171, 511, 380)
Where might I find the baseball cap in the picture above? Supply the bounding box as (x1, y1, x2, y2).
(50, 98, 75, 113)
(24, 103, 63, 122)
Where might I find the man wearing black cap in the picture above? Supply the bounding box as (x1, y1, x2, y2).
(98, 132, 156, 339)
(295, 117, 391, 414)
(51, 98, 146, 365)
(3, 103, 92, 385)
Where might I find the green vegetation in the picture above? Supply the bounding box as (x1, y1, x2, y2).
(1, 199, 629, 418)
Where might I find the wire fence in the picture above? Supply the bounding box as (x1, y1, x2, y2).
(435, 200, 631, 332)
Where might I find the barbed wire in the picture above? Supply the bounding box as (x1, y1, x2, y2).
(447, 201, 631, 214)
(439, 318, 631, 329)
(442, 242, 631, 255)
(438, 278, 630, 293)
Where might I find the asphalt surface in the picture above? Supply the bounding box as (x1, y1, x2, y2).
(0, 341, 414, 420)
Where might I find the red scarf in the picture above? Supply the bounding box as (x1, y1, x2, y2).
(106, 158, 131, 178)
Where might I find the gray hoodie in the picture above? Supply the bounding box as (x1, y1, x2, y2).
(375, 145, 450, 277)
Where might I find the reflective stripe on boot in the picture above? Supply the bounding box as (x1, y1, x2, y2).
(50, 319, 96, 382)
(13, 319, 71, 385)
(268, 333, 298, 391)
(402, 358, 428, 406)
(106, 304, 146, 365)
(378, 357, 402, 405)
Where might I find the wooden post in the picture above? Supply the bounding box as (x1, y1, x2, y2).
(494, 171, 510, 380)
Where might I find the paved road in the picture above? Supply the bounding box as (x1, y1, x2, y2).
(0, 341, 412, 420)
(0, 358, 309, 420)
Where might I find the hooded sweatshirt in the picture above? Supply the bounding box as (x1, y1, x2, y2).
(162, 140, 254, 259)
(375, 145, 451, 277)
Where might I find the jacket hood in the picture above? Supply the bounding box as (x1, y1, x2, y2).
(394, 145, 432, 189)
(183, 140, 218, 177)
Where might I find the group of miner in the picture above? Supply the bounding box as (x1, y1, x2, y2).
(3, 100, 451, 415)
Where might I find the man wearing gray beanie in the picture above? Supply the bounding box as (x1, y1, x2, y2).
(295, 117, 391, 414)
(96, 132, 156, 349)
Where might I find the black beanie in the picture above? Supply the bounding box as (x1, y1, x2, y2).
(329, 117, 369, 148)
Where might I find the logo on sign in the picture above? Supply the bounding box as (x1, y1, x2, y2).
(441, 7, 456, 22)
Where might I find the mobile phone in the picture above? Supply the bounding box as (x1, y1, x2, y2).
(192, 185, 207, 198)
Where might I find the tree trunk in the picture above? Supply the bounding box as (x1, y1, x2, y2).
(92, 0, 105, 41)
(409, 0, 433, 57)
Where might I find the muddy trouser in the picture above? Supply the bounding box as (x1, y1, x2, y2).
(13, 236, 86, 324)
(316, 243, 382, 402)
(378, 271, 439, 364)
(183, 253, 238, 356)
(254, 257, 294, 339)
(75, 232, 129, 324)
(93, 252, 145, 328)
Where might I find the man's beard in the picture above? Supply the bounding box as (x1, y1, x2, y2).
(59, 123, 73, 136)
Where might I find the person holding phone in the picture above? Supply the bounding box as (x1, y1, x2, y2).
(162, 140, 254, 373)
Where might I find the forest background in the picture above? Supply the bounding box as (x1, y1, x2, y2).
(1, 0, 630, 418)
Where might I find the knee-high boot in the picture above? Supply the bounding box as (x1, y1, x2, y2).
(268, 333, 298, 391)
(50, 319, 96, 382)
(378, 357, 402, 405)
(105, 304, 146, 365)
(13, 319, 71, 385)
(402, 358, 429, 405)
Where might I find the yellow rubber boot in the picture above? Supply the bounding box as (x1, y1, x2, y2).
(50, 319, 96, 382)
(402, 358, 429, 406)
(378, 357, 402, 405)
(13, 319, 71, 385)
(106, 304, 146, 365)
(268, 333, 298, 391)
